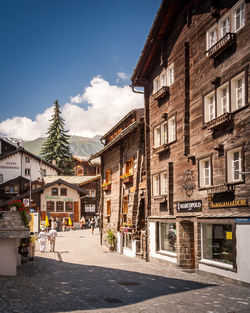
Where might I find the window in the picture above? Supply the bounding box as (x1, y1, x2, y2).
(41, 169, 46, 176)
(51, 188, 58, 196)
(47, 201, 54, 211)
(168, 116, 176, 143)
(154, 126, 161, 148)
(220, 16, 230, 38)
(154, 115, 176, 148)
(217, 84, 229, 116)
(105, 169, 111, 183)
(123, 233, 132, 249)
(153, 174, 160, 196)
(199, 157, 212, 188)
(206, 1, 245, 50)
(65, 201, 73, 211)
(160, 172, 168, 195)
(125, 159, 134, 175)
(25, 156, 30, 163)
(25, 168, 30, 176)
(233, 1, 245, 32)
(227, 147, 243, 183)
(0, 174, 3, 183)
(107, 200, 111, 216)
(202, 223, 233, 266)
(61, 188, 67, 196)
(90, 190, 96, 197)
(231, 72, 245, 111)
(158, 223, 176, 253)
(123, 196, 128, 214)
(5, 184, 18, 193)
(204, 71, 246, 123)
(153, 63, 174, 94)
(167, 63, 174, 86)
(207, 26, 217, 49)
(56, 201, 64, 212)
(161, 122, 168, 145)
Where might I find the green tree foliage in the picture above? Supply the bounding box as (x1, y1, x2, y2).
(41, 100, 74, 175)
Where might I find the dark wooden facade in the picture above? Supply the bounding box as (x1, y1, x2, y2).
(131, 0, 250, 283)
(90, 109, 146, 256)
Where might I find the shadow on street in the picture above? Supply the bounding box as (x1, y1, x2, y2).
(0, 256, 216, 313)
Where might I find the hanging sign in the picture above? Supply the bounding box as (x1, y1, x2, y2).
(177, 200, 202, 212)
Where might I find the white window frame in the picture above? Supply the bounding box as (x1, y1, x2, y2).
(168, 115, 176, 143)
(153, 174, 160, 197)
(207, 25, 217, 50)
(232, 0, 245, 32)
(220, 14, 230, 39)
(160, 172, 168, 195)
(199, 157, 212, 188)
(153, 77, 160, 94)
(167, 63, 174, 86)
(217, 83, 229, 116)
(161, 121, 168, 145)
(154, 126, 161, 148)
(227, 147, 243, 183)
(25, 168, 30, 176)
(231, 72, 245, 111)
(25, 156, 30, 163)
(204, 91, 216, 123)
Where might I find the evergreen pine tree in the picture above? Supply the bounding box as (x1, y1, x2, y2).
(41, 100, 74, 175)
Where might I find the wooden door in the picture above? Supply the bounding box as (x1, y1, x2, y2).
(40, 211, 46, 221)
(73, 202, 79, 222)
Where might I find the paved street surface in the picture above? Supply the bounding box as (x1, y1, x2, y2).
(0, 229, 250, 313)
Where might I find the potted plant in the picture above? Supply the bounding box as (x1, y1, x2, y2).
(106, 229, 116, 251)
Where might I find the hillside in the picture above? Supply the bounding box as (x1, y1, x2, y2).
(23, 135, 103, 157)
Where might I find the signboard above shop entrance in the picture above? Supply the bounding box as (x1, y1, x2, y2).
(177, 200, 202, 212)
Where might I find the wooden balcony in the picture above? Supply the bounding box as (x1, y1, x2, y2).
(121, 173, 133, 184)
(153, 143, 170, 154)
(101, 182, 111, 191)
(153, 86, 169, 101)
(205, 112, 233, 130)
(206, 33, 236, 58)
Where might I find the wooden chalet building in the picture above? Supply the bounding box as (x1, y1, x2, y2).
(79, 175, 101, 223)
(0, 137, 60, 207)
(131, 0, 250, 283)
(73, 155, 100, 176)
(90, 109, 146, 257)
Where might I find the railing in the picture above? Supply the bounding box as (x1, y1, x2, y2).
(206, 33, 236, 58)
(153, 143, 170, 154)
(153, 86, 169, 101)
(205, 112, 233, 130)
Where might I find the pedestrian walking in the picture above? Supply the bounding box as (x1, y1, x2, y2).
(80, 216, 85, 229)
(48, 226, 58, 252)
(37, 226, 47, 253)
(90, 217, 95, 234)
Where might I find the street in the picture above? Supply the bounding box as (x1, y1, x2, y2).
(0, 229, 250, 313)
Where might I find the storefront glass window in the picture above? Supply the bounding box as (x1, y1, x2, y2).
(123, 233, 132, 249)
(158, 223, 176, 253)
(202, 223, 233, 265)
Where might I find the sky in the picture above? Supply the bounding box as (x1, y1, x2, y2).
(0, 0, 161, 141)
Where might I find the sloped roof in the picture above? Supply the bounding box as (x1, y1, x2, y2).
(79, 175, 101, 186)
(44, 175, 96, 185)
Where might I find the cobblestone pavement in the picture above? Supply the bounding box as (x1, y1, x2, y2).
(0, 229, 250, 313)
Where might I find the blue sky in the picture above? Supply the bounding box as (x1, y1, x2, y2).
(0, 0, 161, 140)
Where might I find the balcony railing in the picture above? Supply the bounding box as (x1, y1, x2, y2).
(206, 33, 236, 58)
(204, 112, 233, 130)
(153, 143, 170, 154)
(153, 86, 169, 101)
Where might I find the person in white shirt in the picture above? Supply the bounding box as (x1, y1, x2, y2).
(48, 227, 58, 252)
(37, 227, 47, 253)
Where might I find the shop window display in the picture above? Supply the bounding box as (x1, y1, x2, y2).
(202, 223, 233, 265)
(158, 222, 176, 253)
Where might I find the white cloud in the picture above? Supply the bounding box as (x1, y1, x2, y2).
(0, 76, 144, 141)
(117, 72, 130, 81)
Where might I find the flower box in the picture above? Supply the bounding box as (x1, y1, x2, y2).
(120, 173, 133, 184)
(102, 182, 111, 191)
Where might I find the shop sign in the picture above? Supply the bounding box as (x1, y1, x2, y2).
(235, 218, 250, 223)
(45, 196, 60, 200)
(177, 200, 202, 212)
(209, 196, 248, 208)
(23, 198, 30, 207)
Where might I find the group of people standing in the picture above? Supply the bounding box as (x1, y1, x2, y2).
(37, 219, 58, 253)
